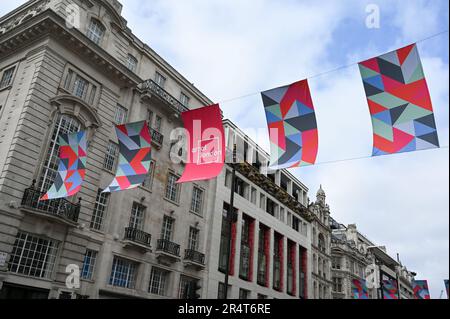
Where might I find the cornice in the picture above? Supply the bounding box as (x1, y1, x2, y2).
(0, 9, 141, 88)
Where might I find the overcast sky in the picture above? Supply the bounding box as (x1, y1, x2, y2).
(1, 0, 449, 299)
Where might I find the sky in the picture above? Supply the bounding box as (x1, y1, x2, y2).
(1, 0, 449, 298)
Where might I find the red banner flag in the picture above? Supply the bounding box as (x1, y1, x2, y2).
(177, 104, 225, 183)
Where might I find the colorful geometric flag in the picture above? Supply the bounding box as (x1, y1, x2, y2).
(261, 79, 318, 170)
(413, 280, 431, 299)
(177, 104, 225, 183)
(40, 131, 87, 200)
(103, 121, 152, 192)
(358, 43, 440, 156)
(445, 280, 449, 299)
(352, 279, 369, 299)
(382, 279, 399, 299)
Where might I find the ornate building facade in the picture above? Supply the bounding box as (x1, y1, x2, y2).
(309, 186, 332, 299)
(0, 0, 215, 299)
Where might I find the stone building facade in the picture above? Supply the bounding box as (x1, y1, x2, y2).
(309, 186, 332, 299)
(204, 120, 313, 299)
(330, 219, 416, 299)
(0, 0, 216, 299)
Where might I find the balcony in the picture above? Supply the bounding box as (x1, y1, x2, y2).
(149, 127, 164, 149)
(123, 227, 152, 251)
(155, 239, 181, 263)
(138, 79, 188, 116)
(184, 249, 206, 270)
(20, 184, 80, 226)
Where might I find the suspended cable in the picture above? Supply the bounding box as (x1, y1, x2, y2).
(218, 29, 449, 105)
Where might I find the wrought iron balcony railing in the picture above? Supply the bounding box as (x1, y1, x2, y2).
(139, 79, 189, 114)
(149, 127, 164, 147)
(156, 239, 180, 257)
(21, 184, 80, 223)
(124, 227, 152, 247)
(184, 249, 205, 265)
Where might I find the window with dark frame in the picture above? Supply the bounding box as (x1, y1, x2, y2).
(0, 66, 15, 89)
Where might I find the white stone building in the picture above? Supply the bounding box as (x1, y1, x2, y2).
(0, 0, 216, 299)
(203, 120, 314, 299)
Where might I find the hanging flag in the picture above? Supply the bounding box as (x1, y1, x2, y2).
(352, 279, 369, 299)
(103, 121, 152, 192)
(382, 279, 399, 299)
(40, 131, 87, 200)
(413, 280, 431, 299)
(358, 43, 440, 156)
(261, 79, 318, 170)
(177, 104, 225, 183)
(445, 280, 449, 299)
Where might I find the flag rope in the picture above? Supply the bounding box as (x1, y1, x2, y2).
(218, 29, 449, 105)
(298, 145, 449, 169)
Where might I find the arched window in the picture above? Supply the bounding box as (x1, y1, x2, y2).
(39, 114, 81, 192)
(87, 19, 105, 45)
(126, 54, 138, 72)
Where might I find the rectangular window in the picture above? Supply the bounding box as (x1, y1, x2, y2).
(90, 189, 109, 231)
(280, 208, 285, 223)
(154, 115, 162, 132)
(87, 19, 105, 45)
(188, 227, 200, 251)
(109, 257, 137, 289)
(114, 104, 128, 125)
(259, 194, 266, 210)
(218, 203, 237, 273)
(142, 160, 156, 189)
(8, 232, 59, 279)
(273, 233, 283, 291)
(73, 75, 88, 100)
(292, 216, 300, 232)
(239, 289, 250, 299)
(0, 66, 15, 89)
(257, 224, 268, 287)
(239, 216, 253, 281)
(333, 277, 343, 293)
(126, 54, 138, 72)
(165, 173, 181, 203)
(155, 72, 166, 88)
(190, 187, 204, 215)
(149, 268, 168, 296)
(161, 216, 175, 241)
(180, 92, 190, 107)
(217, 282, 230, 299)
(147, 109, 154, 126)
(179, 276, 197, 299)
(81, 249, 98, 280)
(129, 202, 146, 231)
(103, 141, 118, 171)
(250, 187, 257, 205)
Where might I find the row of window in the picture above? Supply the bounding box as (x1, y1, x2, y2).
(0, 66, 16, 89)
(224, 170, 308, 237)
(8, 231, 200, 298)
(91, 186, 204, 235)
(217, 203, 308, 297)
(86, 19, 191, 108)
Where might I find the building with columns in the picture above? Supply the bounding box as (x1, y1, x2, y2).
(309, 186, 332, 299)
(204, 120, 314, 299)
(0, 0, 216, 299)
